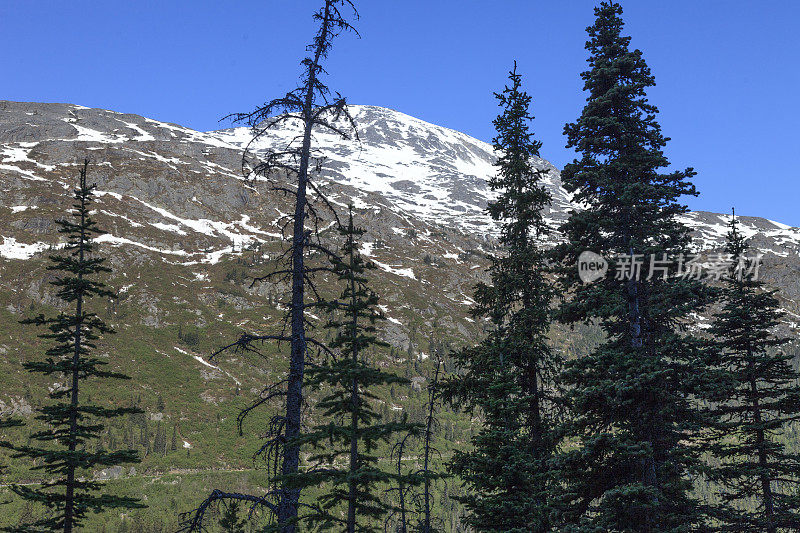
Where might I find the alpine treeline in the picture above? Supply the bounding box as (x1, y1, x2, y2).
(0, 160, 143, 532)
(3, 1, 799, 532)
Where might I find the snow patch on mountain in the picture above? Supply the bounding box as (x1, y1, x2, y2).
(93, 190, 279, 261)
(209, 106, 572, 235)
(2, 101, 798, 266)
(679, 212, 800, 257)
(0, 237, 50, 260)
(174, 346, 241, 386)
(371, 258, 416, 280)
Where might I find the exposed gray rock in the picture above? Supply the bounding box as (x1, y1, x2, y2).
(95, 465, 123, 480)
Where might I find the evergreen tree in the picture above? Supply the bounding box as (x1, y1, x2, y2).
(153, 421, 166, 456)
(442, 63, 560, 532)
(707, 211, 800, 532)
(288, 208, 420, 532)
(551, 3, 715, 530)
(140, 416, 151, 456)
(0, 160, 143, 532)
(182, 2, 360, 531)
(171, 423, 178, 452)
(218, 501, 249, 533)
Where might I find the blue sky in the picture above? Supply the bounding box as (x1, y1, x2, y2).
(2, 1, 798, 225)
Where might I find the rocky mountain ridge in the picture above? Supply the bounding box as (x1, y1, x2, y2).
(1, 99, 799, 392)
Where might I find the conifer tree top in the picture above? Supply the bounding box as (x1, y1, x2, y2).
(488, 62, 552, 247)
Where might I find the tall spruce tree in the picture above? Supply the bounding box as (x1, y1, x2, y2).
(442, 63, 559, 532)
(0, 160, 142, 532)
(288, 208, 420, 532)
(552, 3, 715, 531)
(707, 211, 800, 532)
(181, 2, 359, 531)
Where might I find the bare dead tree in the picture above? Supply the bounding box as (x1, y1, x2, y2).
(416, 355, 445, 533)
(386, 434, 415, 533)
(385, 355, 446, 533)
(179, 1, 359, 531)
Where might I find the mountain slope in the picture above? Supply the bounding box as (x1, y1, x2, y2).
(2, 99, 799, 390)
(0, 100, 799, 529)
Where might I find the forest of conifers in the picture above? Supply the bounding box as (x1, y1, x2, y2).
(1, 1, 799, 532)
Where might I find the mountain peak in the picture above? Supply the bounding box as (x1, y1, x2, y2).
(209, 104, 571, 234)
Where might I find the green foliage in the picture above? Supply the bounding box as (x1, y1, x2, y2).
(442, 63, 560, 532)
(218, 501, 249, 533)
(0, 160, 144, 531)
(5, 6, 799, 533)
(153, 422, 167, 457)
(551, 3, 716, 530)
(706, 213, 800, 532)
(0, 224, 474, 533)
(178, 325, 201, 347)
(223, 266, 249, 286)
(286, 209, 421, 532)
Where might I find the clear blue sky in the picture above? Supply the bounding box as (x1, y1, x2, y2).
(2, 1, 798, 225)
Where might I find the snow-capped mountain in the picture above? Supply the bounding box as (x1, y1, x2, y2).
(1, 100, 799, 323)
(1, 101, 799, 501)
(210, 105, 573, 234)
(209, 106, 800, 261)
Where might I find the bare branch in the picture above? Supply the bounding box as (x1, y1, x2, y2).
(178, 489, 278, 532)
